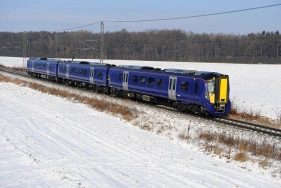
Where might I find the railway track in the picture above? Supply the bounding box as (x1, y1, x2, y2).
(0, 67, 29, 77)
(215, 117, 281, 137)
(1, 66, 281, 138)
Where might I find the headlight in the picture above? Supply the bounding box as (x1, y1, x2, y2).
(204, 92, 209, 99)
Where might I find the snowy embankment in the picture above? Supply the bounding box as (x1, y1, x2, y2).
(1, 56, 281, 187)
(1, 81, 281, 187)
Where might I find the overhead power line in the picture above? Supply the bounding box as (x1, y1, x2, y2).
(54, 21, 100, 32)
(54, 3, 281, 32)
(105, 3, 281, 23)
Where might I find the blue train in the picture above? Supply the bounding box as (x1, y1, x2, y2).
(26, 57, 231, 116)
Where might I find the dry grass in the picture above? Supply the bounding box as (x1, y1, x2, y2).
(229, 99, 281, 128)
(140, 124, 152, 131)
(178, 133, 190, 142)
(233, 152, 248, 162)
(198, 131, 281, 165)
(214, 147, 223, 157)
(0, 74, 11, 82)
(11, 67, 25, 72)
(218, 134, 236, 147)
(199, 132, 216, 142)
(0, 74, 138, 122)
(238, 141, 249, 152)
(259, 160, 270, 169)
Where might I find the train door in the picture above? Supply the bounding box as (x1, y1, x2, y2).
(193, 81, 199, 101)
(46, 62, 50, 76)
(32, 61, 34, 72)
(90, 67, 94, 84)
(122, 71, 129, 91)
(168, 76, 177, 100)
(66, 64, 69, 79)
(215, 76, 229, 105)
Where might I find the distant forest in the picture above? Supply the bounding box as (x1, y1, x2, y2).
(0, 29, 280, 64)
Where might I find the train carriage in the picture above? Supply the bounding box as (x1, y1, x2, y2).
(109, 66, 169, 99)
(27, 57, 58, 80)
(57, 61, 115, 92)
(109, 66, 231, 116)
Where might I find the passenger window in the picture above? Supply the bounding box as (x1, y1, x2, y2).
(119, 73, 122, 80)
(180, 82, 189, 90)
(71, 68, 74, 73)
(132, 75, 138, 82)
(156, 78, 163, 86)
(148, 77, 154, 85)
(84, 69, 87, 75)
(140, 76, 146, 84)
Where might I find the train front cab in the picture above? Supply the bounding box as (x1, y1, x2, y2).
(206, 74, 231, 116)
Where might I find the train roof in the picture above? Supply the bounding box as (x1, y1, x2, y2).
(164, 68, 197, 74)
(28, 57, 57, 61)
(111, 65, 225, 80)
(28, 57, 226, 79)
(28, 58, 115, 67)
(118, 65, 161, 70)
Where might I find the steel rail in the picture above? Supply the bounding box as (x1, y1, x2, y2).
(215, 117, 281, 137)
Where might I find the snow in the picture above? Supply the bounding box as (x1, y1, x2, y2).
(1, 56, 281, 187)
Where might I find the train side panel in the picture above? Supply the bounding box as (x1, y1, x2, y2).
(68, 64, 90, 83)
(175, 76, 196, 104)
(127, 71, 169, 99)
(27, 58, 59, 78)
(109, 68, 124, 89)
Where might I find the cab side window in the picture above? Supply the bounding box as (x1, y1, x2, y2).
(119, 73, 122, 80)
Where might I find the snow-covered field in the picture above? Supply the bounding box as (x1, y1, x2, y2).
(1, 56, 281, 187)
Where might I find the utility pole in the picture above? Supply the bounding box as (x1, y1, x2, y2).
(277, 41, 279, 59)
(100, 21, 104, 63)
(23, 31, 26, 71)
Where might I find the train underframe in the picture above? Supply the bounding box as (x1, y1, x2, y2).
(28, 73, 212, 116)
(109, 87, 210, 116)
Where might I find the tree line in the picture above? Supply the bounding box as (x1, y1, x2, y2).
(0, 29, 280, 64)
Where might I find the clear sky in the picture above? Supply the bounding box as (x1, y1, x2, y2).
(1, 0, 281, 34)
